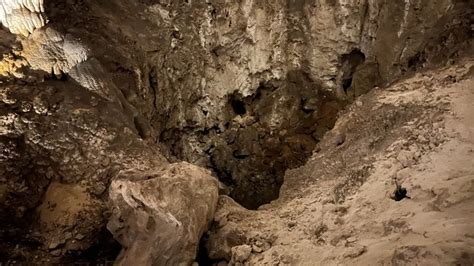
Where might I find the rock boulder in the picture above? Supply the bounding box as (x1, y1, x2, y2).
(107, 162, 219, 265)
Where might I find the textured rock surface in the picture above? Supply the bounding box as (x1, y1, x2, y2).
(0, 78, 168, 261)
(205, 60, 474, 265)
(36, 182, 103, 252)
(0, 0, 472, 264)
(0, 0, 469, 209)
(0, 0, 46, 36)
(107, 162, 219, 265)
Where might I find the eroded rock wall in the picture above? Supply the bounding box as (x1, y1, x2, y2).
(0, 0, 46, 36)
(109, 0, 469, 207)
(0, 78, 170, 260)
(0, 0, 472, 262)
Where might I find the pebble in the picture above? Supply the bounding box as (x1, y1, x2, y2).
(48, 240, 64, 250)
(343, 245, 367, 258)
(417, 135, 427, 142)
(397, 150, 415, 168)
(64, 232, 72, 240)
(231, 244, 252, 262)
(280, 254, 292, 263)
(252, 245, 263, 253)
(50, 249, 61, 256)
(346, 237, 357, 243)
(382, 161, 392, 169)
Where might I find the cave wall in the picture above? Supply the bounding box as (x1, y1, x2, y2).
(78, 0, 469, 207)
(32, 0, 471, 135)
(0, 0, 472, 261)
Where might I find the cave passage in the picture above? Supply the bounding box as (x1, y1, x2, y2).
(341, 49, 366, 94)
(161, 71, 346, 209)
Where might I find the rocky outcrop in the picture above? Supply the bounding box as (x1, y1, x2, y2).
(0, 0, 472, 263)
(203, 58, 474, 265)
(0, 77, 169, 259)
(0, 0, 46, 36)
(1, 1, 470, 209)
(107, 162, 219, 265)
(36, 182, 103, 254)
(21, 27, 89, 77)
(87, 0, 468, 207)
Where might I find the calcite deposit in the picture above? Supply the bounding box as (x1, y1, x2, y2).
(0, 0, 46, 36)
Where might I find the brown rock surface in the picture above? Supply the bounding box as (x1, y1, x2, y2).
(107, 162, 219, 265)
(0, 0, 472, 264)
(205, 58, 474, 265)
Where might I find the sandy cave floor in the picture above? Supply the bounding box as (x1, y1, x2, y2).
(205, 57, 474, 265)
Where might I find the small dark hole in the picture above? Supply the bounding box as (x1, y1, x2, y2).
(391, 184, 411, 201)
(133, 116, 148, 139)
(196, 233, 221, 265)
(231, 99, 246, 115)
(171, 30, 180, 39)
(342, 77, 353, 92)
(60, 228, 121, 264)
(233, 149, 249, 159)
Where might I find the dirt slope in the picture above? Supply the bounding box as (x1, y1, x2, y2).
(206, 57, 474, 265)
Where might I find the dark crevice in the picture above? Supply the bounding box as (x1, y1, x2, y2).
(407, 51, 427, 71)
(342, 77, 353, 92)
(133, 116, 148, 139)
(159, 70, 346, 210)
(341, 49, 366, 95)
(60, 228, 121, 264)
(149, 67, 158, 112)
(196, 233, 221, 265)
(230, 97, 246, 115)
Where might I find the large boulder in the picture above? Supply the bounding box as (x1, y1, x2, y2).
(35, 182, 104, 254)
(107, 162, 219, 265)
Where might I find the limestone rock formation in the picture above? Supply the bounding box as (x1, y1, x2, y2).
(107, 162, 219, 265)
(204, 59, 474, 265)
(0, 0, 46, 36)
(21, 27, 90, 77)
(0, 78, 169, 260)
(36, 182, 103, 253)
(0, 0, 472, 264)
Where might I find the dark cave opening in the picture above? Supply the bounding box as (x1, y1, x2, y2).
(342, 77, 353, 92)
(230, 96, 247, 115)
(341, 49, 366, 95)
(166, 72, 347, 210)
(61, 228, 122, 264)
(196, 233, 221, 266)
